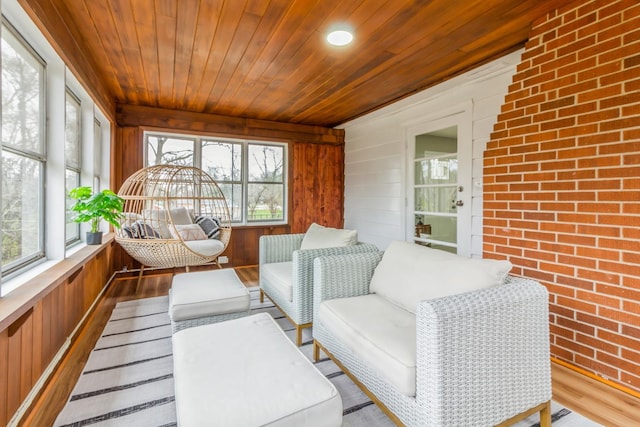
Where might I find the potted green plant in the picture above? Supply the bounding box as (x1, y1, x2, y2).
(69, 186, 124, 245)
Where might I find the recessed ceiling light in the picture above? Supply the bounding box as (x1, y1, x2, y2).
(327, 30, 353, 46)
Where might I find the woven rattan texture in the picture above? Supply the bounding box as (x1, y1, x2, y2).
(312, 253, 552, 426)
(115, 165, 231, 268)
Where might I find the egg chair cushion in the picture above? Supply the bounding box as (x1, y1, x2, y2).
(184, 239, 225, 257)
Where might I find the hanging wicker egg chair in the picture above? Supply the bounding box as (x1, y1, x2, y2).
(115, 164, 231, 269)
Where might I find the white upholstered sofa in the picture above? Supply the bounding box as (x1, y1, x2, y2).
(312, 241, 552, 427)
(259, 223, 378, 345)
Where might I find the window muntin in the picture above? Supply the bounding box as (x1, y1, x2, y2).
(65, 89, 81, 244)
(145, 132, 287, 225)
(1, 21, 46, 275)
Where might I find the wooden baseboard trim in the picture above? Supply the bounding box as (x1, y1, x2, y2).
(551, 358, 640, 400)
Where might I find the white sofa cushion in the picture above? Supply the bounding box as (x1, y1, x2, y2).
(300, 223, 357, 250)
(318, 293, 417, 396)
(173, 313, 342, 426)
(370, 241, 512, 313)
(169, 269, 250, 321)
(261, 261, 293, 301)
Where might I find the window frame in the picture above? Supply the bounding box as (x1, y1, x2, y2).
(64, 87, 82, 246)
(144, 131, 288, 226)
(1, 18, 47, 278)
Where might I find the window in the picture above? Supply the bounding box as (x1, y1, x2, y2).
(145, 132, 287, 224)
(65, 89, 81, 244)
(1, 21, 46, 276)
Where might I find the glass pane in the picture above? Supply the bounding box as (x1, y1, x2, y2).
(65, 92, 81, 168)
(146, 135, 194, 166)
(248, 144, 284, 183)
(415, 186, 458, 214)
(65, 169, 80, 242)
(415, 215, 457, 245)
(93, 119, 102, 176)
(217, 183, 242, 222)
(2, 26, 44, 154)
(202, 141, 241, 181)
(2, 151, 43, 268)
(415, 126, 457, 158)
(247, 183, 284, 221)
(415, 156, 457, 185)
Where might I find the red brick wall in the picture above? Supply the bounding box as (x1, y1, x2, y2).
(484, 0, 640, 393)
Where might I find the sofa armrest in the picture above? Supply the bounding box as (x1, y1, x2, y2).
(415, 276, 551, 425)
(312, 251, 383, 322)
(258, 233, 304, 265)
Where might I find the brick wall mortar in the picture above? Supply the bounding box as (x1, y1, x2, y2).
(484, 0, 640, 392)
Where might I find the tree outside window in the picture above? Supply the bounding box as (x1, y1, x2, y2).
(145, 133, 286, 224)
(1, 22, 46, 274)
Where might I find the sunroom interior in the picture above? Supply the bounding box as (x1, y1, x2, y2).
(1, 0, 640, 425)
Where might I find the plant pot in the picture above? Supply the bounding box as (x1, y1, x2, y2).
(86, 231, 103, 245)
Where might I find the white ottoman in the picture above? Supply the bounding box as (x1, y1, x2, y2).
(169, 269, 250, 332)
(172, 313, 342, 426)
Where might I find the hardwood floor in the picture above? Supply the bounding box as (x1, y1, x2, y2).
(17, 266, 640, 426)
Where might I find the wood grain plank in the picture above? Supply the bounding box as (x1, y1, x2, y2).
(130, 0, 161, 106)
(171, 0, 201, 108)
(19, 314, 33, 400)
(190, 0, 246, 112)
(182, 1, 222, 111)
(6, 329, 22, 419)
(0, 329, 9, 426)
(31, 302, 43, 382)
(154, 0, 177, 106)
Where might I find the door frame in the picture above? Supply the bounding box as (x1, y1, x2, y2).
(405, 104, 473, 256)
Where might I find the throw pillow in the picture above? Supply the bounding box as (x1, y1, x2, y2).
(194, 215, 221, 239)
(123, 221, 161, 239)
(142, 209, 172, 239)
(170, 206, 194, 225)
(170, 224, 207, 241)
(299, 223, 358, 250)
(369, 241, 512, 313)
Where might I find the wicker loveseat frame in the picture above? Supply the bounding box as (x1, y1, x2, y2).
(312, 251, 552, 427)
(115, 165, 231, 275)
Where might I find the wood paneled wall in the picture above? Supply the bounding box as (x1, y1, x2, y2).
(114, 104, 345, 268)
(0, 240, 116, 426)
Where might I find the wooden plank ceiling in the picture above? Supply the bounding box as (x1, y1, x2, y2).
(40, 0, 573, 127)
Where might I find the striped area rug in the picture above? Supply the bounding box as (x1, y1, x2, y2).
(53, 289, 602, 427)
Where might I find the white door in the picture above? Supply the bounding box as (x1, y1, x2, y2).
(406, 111, 472, 255)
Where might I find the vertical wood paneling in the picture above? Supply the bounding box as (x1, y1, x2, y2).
(6, 331, 21, 421)
(113, 106, 345, 268)
(20, 315, 33, 399)
(290, 142, 345, 233)
(0, 329, 7, 424)
(0, 243, 115, 425)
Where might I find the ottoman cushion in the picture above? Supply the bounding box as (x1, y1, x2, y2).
(173, 313, 342, 426)
(169, 269, 249, 321)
